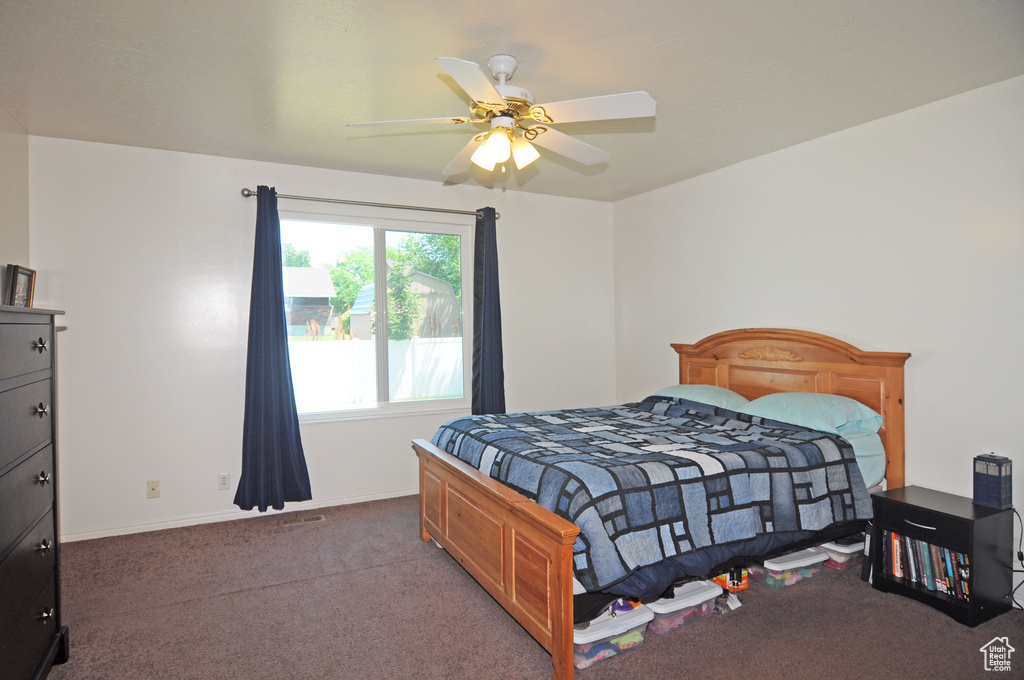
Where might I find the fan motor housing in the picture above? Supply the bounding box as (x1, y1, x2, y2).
(496, 84, 534, 106)
(471, 95, 533, 122)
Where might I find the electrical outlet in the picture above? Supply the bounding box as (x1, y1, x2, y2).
(217, 473, 230, 490)
(146, 479, 160, 499)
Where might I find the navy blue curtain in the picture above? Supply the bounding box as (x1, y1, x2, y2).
(234, 185, 313, 512)
(471, 207, 506, 415)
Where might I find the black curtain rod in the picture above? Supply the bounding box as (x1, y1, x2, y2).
(240, 188, 498, 219)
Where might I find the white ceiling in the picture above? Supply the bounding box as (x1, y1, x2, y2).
(1, 1, 1022, 202)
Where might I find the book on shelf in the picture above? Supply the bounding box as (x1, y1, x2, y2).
(904, 534, 917, 583)
(942, 547, 955, 595)
(919, 538, 934, 592)
(929, 543, 945, 593)
(953, 550, 964, 599)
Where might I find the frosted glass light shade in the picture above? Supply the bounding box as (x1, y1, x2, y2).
(471, 129, 512, 169)
(470, 140, 497, 170)
(511, 136, 540, 169)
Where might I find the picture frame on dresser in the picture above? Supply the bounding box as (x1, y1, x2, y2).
(4, 264, 36, 307)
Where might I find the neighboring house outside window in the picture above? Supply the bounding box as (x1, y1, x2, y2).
(349, 272, 462, 341)
(283, 266, 337, 338)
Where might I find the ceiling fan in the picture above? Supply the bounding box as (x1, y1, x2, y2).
(348, 55, 656, 176)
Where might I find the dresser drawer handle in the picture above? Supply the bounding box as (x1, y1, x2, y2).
(904, 519, 937, 531)
(38, 539, 53, 553)
(33, 337, 48, 354)
(35, 402, 49, 418)
(38, 608, 55, 623)
(36, 471, 52, 485)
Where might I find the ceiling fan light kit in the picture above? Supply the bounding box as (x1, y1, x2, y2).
(349, 54, 656, 178)
(469, 114, 542, 171)
(471, 116, 515, 170)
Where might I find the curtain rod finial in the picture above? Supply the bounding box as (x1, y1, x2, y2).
(241, 187, 256, 198)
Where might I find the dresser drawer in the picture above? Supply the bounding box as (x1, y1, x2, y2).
(0, 324, 52, 381)
(0, 379, 53, 473)
(0, 577, 57, 680)
(0, 447, 54, 558)
(0, 511, 56, 633)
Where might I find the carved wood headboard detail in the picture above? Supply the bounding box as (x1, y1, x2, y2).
(671, 328, 911, 488)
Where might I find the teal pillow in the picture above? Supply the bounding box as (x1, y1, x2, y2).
(654, 384, 750, 411)
(737, 392, 883, 436)
(845, 433, 886, 487)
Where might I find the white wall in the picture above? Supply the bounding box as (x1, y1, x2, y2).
(614, 76, 1024, 511)
(28, 140, 616, 539)
(0, 106, 29, 273)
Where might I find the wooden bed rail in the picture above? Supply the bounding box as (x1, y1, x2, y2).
(413, 438, 580, 680)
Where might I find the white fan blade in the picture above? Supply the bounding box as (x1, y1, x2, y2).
(348, 116, 477, 128)
(443, 135, 485, 176)
(525, 126, 609, 165)
(436, 57, 504, 106)
(529, 91, 656, 124)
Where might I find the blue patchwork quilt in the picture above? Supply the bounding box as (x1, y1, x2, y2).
(431, 395, 872, 593)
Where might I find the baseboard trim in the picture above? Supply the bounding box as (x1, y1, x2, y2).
(59, 486, 419, 542)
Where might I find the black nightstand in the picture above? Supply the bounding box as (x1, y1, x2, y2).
(870, 486, 1013, 626)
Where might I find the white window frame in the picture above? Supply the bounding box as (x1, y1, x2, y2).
(279, 205, 473, 422)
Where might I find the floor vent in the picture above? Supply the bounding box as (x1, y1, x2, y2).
(279, 514, 325, 526)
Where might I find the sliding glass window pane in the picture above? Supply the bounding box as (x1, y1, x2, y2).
(385, 230, 464, 403)
(280, 220, 376, 414)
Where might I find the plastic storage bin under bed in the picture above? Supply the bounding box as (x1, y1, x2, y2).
(573, 601, 654, 669)
(646, 580, 723, 635)
(749, 547, 828, 588)
(819, 537, 865, 570)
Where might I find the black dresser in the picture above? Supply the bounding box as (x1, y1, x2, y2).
(0, 306, 68, 678)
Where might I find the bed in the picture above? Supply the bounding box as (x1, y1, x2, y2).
(412, 328, 909, 680)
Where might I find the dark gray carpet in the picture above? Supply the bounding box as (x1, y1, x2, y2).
(48, 495, 1024, 679)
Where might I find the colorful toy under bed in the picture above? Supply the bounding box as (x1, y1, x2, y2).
(646, 580, 722, 635)
(749, 547, 828, 588)
(572, 599, 654, 669)
(712, 567, 748, 592)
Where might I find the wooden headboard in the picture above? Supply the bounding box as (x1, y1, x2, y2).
(671, 328, 910, 488)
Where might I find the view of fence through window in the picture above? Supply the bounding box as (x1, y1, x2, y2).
(280, 219, 465, 414)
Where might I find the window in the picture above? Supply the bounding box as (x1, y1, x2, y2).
(279, 212, 470, 418)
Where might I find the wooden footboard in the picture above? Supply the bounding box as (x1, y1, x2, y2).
(413, 439, 580, 680)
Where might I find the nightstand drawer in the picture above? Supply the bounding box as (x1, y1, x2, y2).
(0, 379, 53, 473)
(874, 499, 971, 551)
(0, 324, 51, 382)
(0, 447, 54, 558)
(0, 577, 57, 680)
